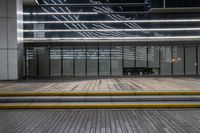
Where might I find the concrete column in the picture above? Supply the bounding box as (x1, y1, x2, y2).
(0, 0, 23, 80)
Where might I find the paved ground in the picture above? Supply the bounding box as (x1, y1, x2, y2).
(0, 109, 200, 133)
(0, 77, 200, 92)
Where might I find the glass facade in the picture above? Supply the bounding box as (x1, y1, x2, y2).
(185, 46, 197, 75)
(25, 48, 37, 77)
(50, 48, 61, 76)
(25, 45, 200, 77)
(160, 46, 172, 75)
(148, 46, 159, 75)
(124, 46, 135, 68)
(23, 0, 200, 42)
(37, 48, 49, 77)
(111, 46, 122, 76)
(75, 47, 86, 76)
(172, 46, 184, 75)
(62, 47, 74, 76)
(87, 46, 98, 76)
(99, 46, 110, 76)
(23, 0, 200, 77)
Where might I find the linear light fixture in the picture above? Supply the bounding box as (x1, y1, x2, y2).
(23, 36, 200, 40)
(22, 28, 200, 32)
(23, 11, 149, 15)
(39, 3, 149, 6)
(23, 19, 200, 24)
(34, 0, 39, 5)
(23, 12, 98, 15)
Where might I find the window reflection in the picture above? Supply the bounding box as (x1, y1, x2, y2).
(25, 45, 200, 77)
(50, 48, 62, 76)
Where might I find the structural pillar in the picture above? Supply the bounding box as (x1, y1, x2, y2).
(0, 0, 23, 80)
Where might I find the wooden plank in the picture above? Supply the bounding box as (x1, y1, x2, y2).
(0, 109, 200, 133)
(1, 77, 200, 92)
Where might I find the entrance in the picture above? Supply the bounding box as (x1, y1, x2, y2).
(123, 68, 154, 76)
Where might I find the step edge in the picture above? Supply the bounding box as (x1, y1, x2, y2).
(0, 91, 200, 96)
(0, 103, 200, 109)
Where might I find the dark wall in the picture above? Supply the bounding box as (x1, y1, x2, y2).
(166, 0, 200, 7)
(151, 0, 200, 8)
(151, 0, 164, 8)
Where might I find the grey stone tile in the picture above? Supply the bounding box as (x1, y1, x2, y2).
(0, 18, 7, 49)
(0, 50, 8, 80)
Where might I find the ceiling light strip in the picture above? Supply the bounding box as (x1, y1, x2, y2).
(34, 0, 39, 5)
(22, 28, 200, 32)
(23, 36, 200, 40)
(23, 12, 98, 15)
(38, 3, 149, 6)
(23, 19, 200, 24)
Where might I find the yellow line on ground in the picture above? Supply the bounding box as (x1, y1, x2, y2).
(0, 91, 200, 96)
(0, 104, 200, 109)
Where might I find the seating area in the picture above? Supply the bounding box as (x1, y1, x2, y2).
(0, 77, 200, 92)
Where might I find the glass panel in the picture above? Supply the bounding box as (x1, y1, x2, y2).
(172, 46, 184, 75)
(75, 47, 86, 76)
(25, 48, 37, 77)
(136, 46, 147, 67)
(151, 0, 164, 8)
(63, 47, 74, 76)
(87, 46, 98, 76)
(37, 47, 49, 77)
(25, 47, 49, 78)
(24, 0, 200, 42)
(50, 48, 61, 76)
(160, 46, 172, 75)
(185, 46, 196, 75)
(124, 46, 135, 68)
(111, 46, 122, 76)
(198, 47, 200, 75)
(148, 46, 159, 75)
(99, 46, 110, 76)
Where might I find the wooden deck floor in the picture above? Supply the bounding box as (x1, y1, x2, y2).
(0, 109, 200, 133)
(0, 77, 200, 92)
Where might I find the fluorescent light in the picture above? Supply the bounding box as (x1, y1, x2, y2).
(23, 36, 200, 41)
(38, 3, 148, 6)
(23, 12, 98, 15)
(34, 0, 39, 5)
(22, 28, 200, 32)
(23, 19, 200, 24)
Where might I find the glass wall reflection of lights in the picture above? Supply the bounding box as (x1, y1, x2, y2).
(23, 0, 200, 78)
(25, 45, 200, 78)
(23, 0, 200, 42)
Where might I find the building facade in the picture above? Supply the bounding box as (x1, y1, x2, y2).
(1, 0, 200, 79)
(23, 0, 200, 78)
